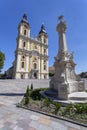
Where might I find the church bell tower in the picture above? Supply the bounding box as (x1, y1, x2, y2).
(14, 14, 30, 79)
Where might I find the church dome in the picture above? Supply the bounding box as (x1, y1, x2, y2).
(39, 24, 47, 35)
(21, 13, 29, 26)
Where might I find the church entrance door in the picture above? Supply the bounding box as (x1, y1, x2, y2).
(34, 73, 37, 79)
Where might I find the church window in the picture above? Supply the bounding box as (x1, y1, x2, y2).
(44, 60, 46, 63)
(21, 74, 24, 79)
(23, 42, 26, 47)
(44, 75, 46, 79)
(44, 49, 46, 54)
(44, 38, 46, 43)
(44, 65, 46, 70)
(21, 62, 24, 68)
(34, 57, 37, 61)
(24, 30, 26, 35)
(34, 45, 37, 49)
(24, 25, 27, 28)
(34, 63, 37, 70)
(22, 56, 25, 61)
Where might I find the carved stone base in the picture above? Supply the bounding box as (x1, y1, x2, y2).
(50, 78, 84, 100)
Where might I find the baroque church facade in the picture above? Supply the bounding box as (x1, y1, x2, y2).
(7, 14, 49, 79)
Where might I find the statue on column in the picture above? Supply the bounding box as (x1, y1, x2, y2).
(50, 16, 85, 100)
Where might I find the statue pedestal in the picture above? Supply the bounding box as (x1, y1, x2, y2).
(50, 54, 85, 100)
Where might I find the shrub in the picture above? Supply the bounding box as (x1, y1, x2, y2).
(64, 105, 72, 113)
(80, 103, 87, 113)
(31, 83, 33, 91)
(25, 86, 30, 105)
(52, 102, 61, 114)
(73, 104, 83, 114)
(31, 88, 48, 100)
(25, 96, 30, 105)
(44, 97, 50, 107)
(85, 90, 87, 92)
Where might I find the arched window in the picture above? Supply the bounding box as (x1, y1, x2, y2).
(44, 38, 46, 43)
(22, 56, 25, 61)
(33, 57, 37, 62)
(44, 75, 46, 79)
(44, 65, 46, 70)
(34, 63, 37, 70)
(44, 60, 46, 63)
(24, 30, 26, 35)
(34, 45, 37, 49)
(44, 49, 46, 54)
(21, 74, 24, 79)
(23, 42, 26, 48)
(21, 62, 24, 68)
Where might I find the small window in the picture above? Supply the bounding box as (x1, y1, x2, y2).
(34, 57, 37, 61)
(44, 65, 46, 70)
(44, 38, 46, 43)
(44, 75, 46, 79)
(24, 30, 26, 35)
(22, 56, 25, 61)
(21, 62, 24, 68)
(44, 49, 46, 54)
(21, 74, 24, 79)
(34, 63, 37, 70)
(23, 42, 26, 47)
(34, 45, 37, 49)
(44, 60, 46, 63)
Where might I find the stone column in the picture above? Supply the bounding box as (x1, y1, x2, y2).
(15, 54, 21, 79)
(20, 26, 22, 34)
(18, 39, 22, 48)
(26, 55, 29, 72)
(16, 54, 21, 72)
(41, 58, 44, 79)
(46, 60, 49, 79)
(25, 55, 29, 79)
(56, 18, 68, 56)
(38, 57, 41, 79)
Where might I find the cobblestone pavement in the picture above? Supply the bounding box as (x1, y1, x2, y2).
(0, 79, 86, 130)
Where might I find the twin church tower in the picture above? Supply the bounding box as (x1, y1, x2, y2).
(11, 14, 49, 79)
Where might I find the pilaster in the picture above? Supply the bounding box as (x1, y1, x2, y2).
(16, 54, 21, 72)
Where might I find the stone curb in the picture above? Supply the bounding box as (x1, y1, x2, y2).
(16, 103, 87, 128)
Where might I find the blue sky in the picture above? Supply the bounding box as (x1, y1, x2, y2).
(0, 0, 87, 74)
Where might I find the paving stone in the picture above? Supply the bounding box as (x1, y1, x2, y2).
(79, 126, 87, 130)
(39, 117, 51, 125)
(0, 79, 85, 130)
(30, 115, 40, 120)
(0, 103, 5, 107)
(13, 125, 23, 130)
(0, 126, 12, 130)
(0, 124, 4, 129)
(38, 124, 52, 130)
(29, 120, 40, 129)
(29, 127, 36, 130)
(68, 127, 78, 130)
(51, 121, 67, 130)
(64, 122, 80, 129)
(16, 119, 30, 130)
(40, 114, 50, 119)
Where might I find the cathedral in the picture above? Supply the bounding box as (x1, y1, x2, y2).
(7, 14, 49, 79)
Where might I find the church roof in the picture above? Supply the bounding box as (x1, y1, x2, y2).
(39, 24, 47, 35)
(21, 13, 29, 26)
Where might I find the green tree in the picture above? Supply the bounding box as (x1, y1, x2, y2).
(0, 51, 5, 73)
